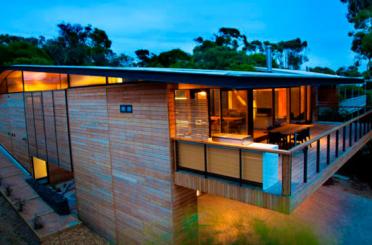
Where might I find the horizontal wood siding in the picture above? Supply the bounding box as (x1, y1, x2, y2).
(175, 171, 290, 213)
(53, 90, 72, 171)
(68, 87, 116, 242)
(107, 84, 173, 243)
(0, 95, 12, 150)
(0, 94, 30, 171)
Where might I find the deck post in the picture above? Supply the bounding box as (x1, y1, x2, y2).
(349, 123, 352, 147)
(281, 154, 292, 196)
(335, 130, 339, 158)
(326, 135, 330, 165)
(316, 140, 320, 173)
(342, 126, 346, 152)
(303, 147, 308, 183)
(204, 144, 208, 178)
(239, 149, 242, 186)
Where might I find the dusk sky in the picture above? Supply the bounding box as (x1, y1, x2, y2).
(1, 0, 355, 70)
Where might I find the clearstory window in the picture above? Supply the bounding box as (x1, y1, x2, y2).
(23, 72, 68, 92)
(69, 74, 106, 87)
(108, 77, 124, 84)
(6, 71, 23, 93)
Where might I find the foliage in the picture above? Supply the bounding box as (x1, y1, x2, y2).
(341, 0, 372, 77)
(43, 23, 131, 66)
(309, 66, 336, 75)
(336, 65, 362, 77)
(148, 213, 320, 245)
(136, 27, 307, 71)
(0, 23, 131, 67)
(0, 35, 53, 66)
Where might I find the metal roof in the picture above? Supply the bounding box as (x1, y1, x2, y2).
(0, 65, 363, 89)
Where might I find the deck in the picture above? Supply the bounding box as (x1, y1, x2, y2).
(174, 110, 372, 213)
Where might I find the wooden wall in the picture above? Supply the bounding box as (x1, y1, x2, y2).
(68, 87, 116, 241)
(0, 93, 30, 171)
(24, 91, 72, 181)
(68, 84, 197, 243)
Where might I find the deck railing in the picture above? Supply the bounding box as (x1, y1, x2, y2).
(173, 109, 372, 197)
(287, 109, 372, 195)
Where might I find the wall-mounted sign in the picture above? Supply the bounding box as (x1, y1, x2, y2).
(120, 104, 133, 113)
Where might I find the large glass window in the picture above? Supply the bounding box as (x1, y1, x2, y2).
(253, 89, 273, 131)
(210, 89, 249, 136)
(23, 72, 68, 92)
(70, 75, 106, 87)
(290, 86, 307, 121)
(274, 88, 288, 125)
(220, 90, 248, 135)
(174, 90, 209, 140)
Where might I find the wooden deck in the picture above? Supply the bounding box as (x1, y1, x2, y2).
(175, 116, 372, 213)
(0, 145, 80, 242)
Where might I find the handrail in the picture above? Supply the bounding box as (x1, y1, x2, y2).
(290, 109, 372, 153)
(173, 137, 291, 155)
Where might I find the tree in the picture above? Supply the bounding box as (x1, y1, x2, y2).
(309, 66, 336, 75)
(0, 35, 53, 66)
(43, 23, 130, 66)
(336, 65, 362, 77)
(341, 0, 372, 77)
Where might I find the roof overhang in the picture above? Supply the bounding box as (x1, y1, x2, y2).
(0, 65, 363, 89)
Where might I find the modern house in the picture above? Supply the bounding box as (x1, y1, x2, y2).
(0, 65, 371, 243)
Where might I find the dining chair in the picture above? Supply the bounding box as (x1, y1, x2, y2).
(268, 132, 287, 149)
(293, 128, 311, 146)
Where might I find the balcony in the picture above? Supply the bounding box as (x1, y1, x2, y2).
(173, 110, 372, 213)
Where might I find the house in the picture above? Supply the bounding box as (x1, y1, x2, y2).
(0, 65, 370, 243)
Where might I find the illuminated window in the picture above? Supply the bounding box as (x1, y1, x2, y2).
(274, 88, 288, 125)
(7, 71, 23, 93)
(210, 89, 248, 135)
(253, 89, 273, 130)
(0, 70, 12, 93)
(23, 72, 68, 92)
(108, 77, 123, 84)
(33, 157, 48, 180)
(174, 90, 209, 139)
(70, 75, 106, 87)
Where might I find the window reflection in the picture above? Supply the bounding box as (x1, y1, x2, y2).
(274, 88, 288, 125)
(108, 77, 124, 84)
(253, 89, 273, 131)
(221, 90, 247, 135)
(23, 72, 68, 92)
(175, 90, 209, 140)
(70, 75, 106, 87)
(7, 71, 23, 93)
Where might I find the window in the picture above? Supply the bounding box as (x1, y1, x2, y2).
(7, 71, 23, 93)
(69, 75, 106, 87)
(23, 72, 68, 92)
(108, 77, 124, 84)
(210, 89, 249, 136)
(174, 90, 209, 140)
(274, 88, 288, 125)
(253, 89, 273, 130)
(221, 90, 248, 135)
(33, 157, 48, 180)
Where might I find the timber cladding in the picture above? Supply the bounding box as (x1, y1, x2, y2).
(68, 84, 197, 243)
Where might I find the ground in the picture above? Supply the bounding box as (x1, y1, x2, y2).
(0, 194, 107, 245)
(198, 177, 372, 244)
(1, 178, 372, 244)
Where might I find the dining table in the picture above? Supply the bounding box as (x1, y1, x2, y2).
(269, 124, 313, 146)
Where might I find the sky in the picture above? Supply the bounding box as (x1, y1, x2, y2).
(0, 0, 356, 70)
